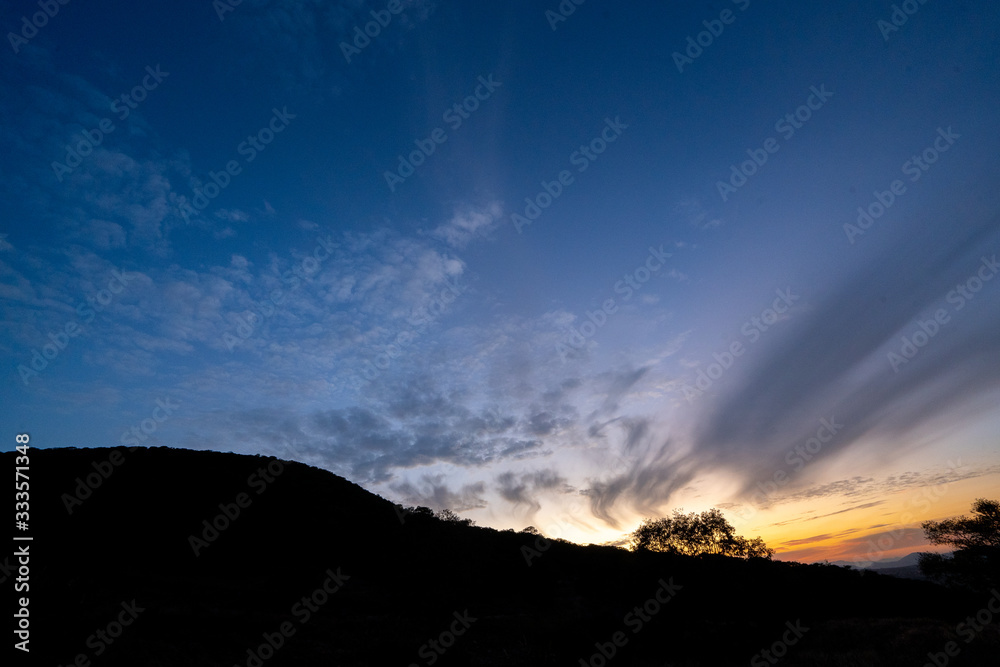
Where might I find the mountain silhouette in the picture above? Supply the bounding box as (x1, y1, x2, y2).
(8, 446, 999, 666)
(829, 551, 929, 571)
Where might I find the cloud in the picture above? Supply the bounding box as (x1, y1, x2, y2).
(184, 377, 547, 484)
(774, 463, 1000, 508)
(389, 475, 487, 512)
(171, 342, 668, 500)
(687, 221, 1000, 500)
(82, 220, 127, 250)
(216, 0, 438, 100)
(799, 501, 886, 522)
(581, 421, 699, 529)
(591, 366, 651, 417)
(216, 209, 250, 223)
(675, 199, 723, 230)
(822, 527, 931, 561)
(0, 48, 205, 257)
(495, 468, 571, 514)
(780, 533, 838, 548)
(432, 201, 503, 248)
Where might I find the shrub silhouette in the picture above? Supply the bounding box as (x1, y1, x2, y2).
(630, 508, 774, 559)
(436, 507, 475, 526)
(919, 497, 1000, 589)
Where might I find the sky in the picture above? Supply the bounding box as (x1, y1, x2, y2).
(2, 0, 999, 564)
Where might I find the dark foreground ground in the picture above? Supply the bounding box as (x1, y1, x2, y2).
(5, 447, 999, 666)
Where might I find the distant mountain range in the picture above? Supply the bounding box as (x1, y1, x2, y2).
(828, 551, 960, 582)
(6, 447, 996, 666)
(829, 551, 930, 570)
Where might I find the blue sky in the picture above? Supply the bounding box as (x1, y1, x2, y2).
(2, 0, 999, 560)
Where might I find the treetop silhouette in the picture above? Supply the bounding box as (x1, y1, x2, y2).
(630, 508, 774, 559)
(919, 497, 1000, 589)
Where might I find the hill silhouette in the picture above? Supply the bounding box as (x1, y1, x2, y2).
(8, 447, 1000, 666)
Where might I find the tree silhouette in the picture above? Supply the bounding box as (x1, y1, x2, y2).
(630, 508, 774, 559)
(436, 508, 475, 526)
(918, 497, 999, 589)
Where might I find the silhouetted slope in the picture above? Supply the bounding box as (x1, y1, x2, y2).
(7, 447, 999, 666)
